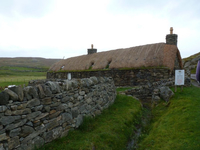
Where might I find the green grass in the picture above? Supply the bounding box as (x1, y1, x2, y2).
(0, 66, 46, 90)
(138, 86, 200, 150)
(116, 87, 133, 92)
(0, 66, 48, 71)
(38, 94, 142, 150)
(0, 69, 47, 76)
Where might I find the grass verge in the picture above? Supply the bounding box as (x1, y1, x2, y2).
(138, 85, 200, 150)
(38, 94, 142, 150)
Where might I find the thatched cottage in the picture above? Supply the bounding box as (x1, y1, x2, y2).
(47, 28, 183, 86)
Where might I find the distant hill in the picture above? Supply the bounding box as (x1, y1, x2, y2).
(0, 57, 61, 68)
(182, 52, 200, 74)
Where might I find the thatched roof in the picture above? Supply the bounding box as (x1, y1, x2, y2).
(49, 43, 183, 72)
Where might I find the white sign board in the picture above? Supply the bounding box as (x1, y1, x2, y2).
(67, 73, 71, 80)
(175, 70, 184, 85)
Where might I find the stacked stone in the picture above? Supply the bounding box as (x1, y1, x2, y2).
(123, 78, 174, 100)
(47, 68, 172, 87)
(0, 77, 116, 150)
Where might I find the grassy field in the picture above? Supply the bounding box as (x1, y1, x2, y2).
(38, 94, 142, 150)
(0, 66, 46, 89)
(138, 85, 200, 150)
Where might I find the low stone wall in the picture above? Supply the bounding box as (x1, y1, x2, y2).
(0, 77, 116, 150)
(47, 68, 173, 86)
(122, 78, 174, 100)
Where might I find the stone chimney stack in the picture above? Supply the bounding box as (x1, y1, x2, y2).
(87, 44, 97, 55)
(166, 27, 178, 46)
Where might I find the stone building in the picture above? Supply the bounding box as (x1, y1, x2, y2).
(47, 28, 183, 86)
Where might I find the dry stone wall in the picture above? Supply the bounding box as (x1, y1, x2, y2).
(122, 78, 174, 101)
(47, 68, 173, 86)
(0, 77, 116, 150)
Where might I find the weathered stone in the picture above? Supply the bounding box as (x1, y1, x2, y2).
(9, 127, 21, 137)
(0, 116, 21, 126)
(10, 105, 18, 111)
(36, 84, 45, 99)
(44, 86, 52, 97)
(9, 86, 24, 101)
(26, 122, 33, 127)
(49, 111, 61, 119)
(35, 113, 49, 120)
(34, 105, 43, 111)
(5, 119, 27, 131)
(8, 136, 20, 150)
(61, 96, 70, 103)
(90, 77, 98, 84)
(77, 96, 83, 100)
(30, 136, 44, 149)
(86, 98, 92, 104)
(0, 91, 9, 105)
(80, 104, 87, 113)
(22, 115, 26, 119)
(61, 129, 69, 138)
(0, 133, 9, 142)
(20, 126, 35, 137)
(159, 86, 174, 102)
(0, 105, 7, 113)
(0, 143, 5, 150)
(75, 115, 83, 128)
(17, 103, 27, 110)
(50, 101, 61, 107)
(44, 106, 50, 112)
(22, 125, 46, 144)
(71, 80, 79, 88)
(4, 109, 12, 116)
(24, 86, 39, 100)
(4, 88, 19, 101)
(44, 127, 62, 143)
(68, 102, 73, 108)
(27, 98, 40, 108)
(71, 107, 79, 118)
(27, 111, 41, 120)
(8, 108, 31, 115)
(73, 93, 79, 99)
(49, 110, 56, 115)
(56, 104, 68, 111)
(41, 97, 51, 105)
(46, 81, 60, 94)
(46, 116, 61, 131)
(61, 113, 72, 123)
(79, 91, 85, 96)
(55, 93, 62, 99)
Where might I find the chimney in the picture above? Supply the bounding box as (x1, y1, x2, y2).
(166, 27, 178, 46)
(87, 44, 97, 55)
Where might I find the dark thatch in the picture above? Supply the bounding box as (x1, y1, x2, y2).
(49, 43, 183, 72)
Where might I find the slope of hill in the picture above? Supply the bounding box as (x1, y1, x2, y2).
(182, 52, 200, 74)
(0, 57, 61, 68)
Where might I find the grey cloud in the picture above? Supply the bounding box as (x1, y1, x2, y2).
(0, 0, 55, 18)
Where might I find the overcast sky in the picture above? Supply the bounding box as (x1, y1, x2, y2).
(0, 0, 199, 59)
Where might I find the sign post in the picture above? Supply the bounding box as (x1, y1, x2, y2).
(175, 70, 185, 92)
